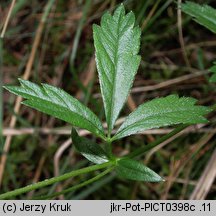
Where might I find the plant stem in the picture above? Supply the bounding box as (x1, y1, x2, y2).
(0, 124, 188, 199)
(0, 161, 114, 200)
(127, 124, 188, 159)
(35, 167, 114, 200)
(106, 140, 114, 159)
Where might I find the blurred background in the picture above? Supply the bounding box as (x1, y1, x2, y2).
(1, 0, 216, 199)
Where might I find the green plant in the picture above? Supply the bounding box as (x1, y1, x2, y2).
(209, 63, 216, 83)
(181, 1, 216, 82)
(1, 4, 212, 199)
(181, 1, 216, 34)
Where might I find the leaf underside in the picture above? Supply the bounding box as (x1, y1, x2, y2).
(4, 79, 105, 138)
(71, 128, 109, 164)
(93, 4, 141, 133)
(116, 158, 164, 182)
(113, 95, 211, 140)
(181, 1, 216, 34)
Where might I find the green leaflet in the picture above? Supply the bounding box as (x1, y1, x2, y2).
(4, 79, 105, 139)
(93, 4, 141, 134)
(113, 95, 211, 140)
(71, 128, 109, 164)
(116, 158, 163, 182)
(181, 2, 216, 34)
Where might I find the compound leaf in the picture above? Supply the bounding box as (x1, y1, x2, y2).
(181, 2, 216, 34)
(4, 79, 105, 139)
(71, 128, 109, 164)
(93, 4, 141, 133)
(116, 158, 164, 182)
(113, 95, 211, 140)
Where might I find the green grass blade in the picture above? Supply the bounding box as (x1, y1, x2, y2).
(181, 1, 216, 34)
(70, 0, 91, 67)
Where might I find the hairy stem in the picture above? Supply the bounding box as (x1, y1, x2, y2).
(35, 167, 114, 200)
(0, 161, 114, 199)
(0, 124, 188, 199)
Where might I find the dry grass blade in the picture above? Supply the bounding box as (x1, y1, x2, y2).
(127, 95, 137, 111)
(0, 0, 17, 187)
(177, 0, 191, 67)
(3, 124, 213, 136)
(131, 70, 208, 93)
(0, 0, 56, 187)
(190, 148, 216, 200)
(144, 126, 189, 164)
(152, 40, 216, 57)
(161, 132, 215, 199)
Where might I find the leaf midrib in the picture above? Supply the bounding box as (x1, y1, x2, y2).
(108, 14, 121, 134)
(24, 92, 103, 135)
